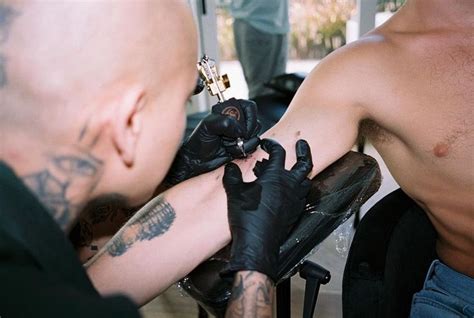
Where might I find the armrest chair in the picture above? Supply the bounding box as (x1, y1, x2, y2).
(179, 151, 382, 317)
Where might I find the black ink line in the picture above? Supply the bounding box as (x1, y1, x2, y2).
(78, 122, 89, 142)
(0, 4, 19, 87)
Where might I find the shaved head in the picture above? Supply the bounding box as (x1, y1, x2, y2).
(1, 0, 196, 135)
(0, 0, 199, 224)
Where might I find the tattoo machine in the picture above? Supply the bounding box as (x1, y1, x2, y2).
(197, 55, 247, 158)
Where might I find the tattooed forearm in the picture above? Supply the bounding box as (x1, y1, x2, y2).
(84, 195, 176, 265)
(22, 152, 103, 230)
(226, 271, 274, 318)
(0, 4, 19, 87)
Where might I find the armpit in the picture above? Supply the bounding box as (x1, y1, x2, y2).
(358, 118, 392, 144)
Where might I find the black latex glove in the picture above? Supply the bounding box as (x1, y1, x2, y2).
(221, 138, 313, 283)
(165, 98, 260, 186)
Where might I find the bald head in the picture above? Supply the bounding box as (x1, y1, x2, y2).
(0, 0, 196, 135)
(0, 0, 199, 225)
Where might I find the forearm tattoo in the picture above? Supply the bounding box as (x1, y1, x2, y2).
(85, 195, 176, 265)
(0, 4, 18, 87)
(107, 197, 175, 256)
(226, 271, 273, 318)
(22, 152, 103, 230)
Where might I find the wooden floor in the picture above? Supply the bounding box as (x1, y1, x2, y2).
(141, 145, 399, 318)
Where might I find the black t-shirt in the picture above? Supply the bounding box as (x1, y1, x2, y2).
(0, 162, 140, 318)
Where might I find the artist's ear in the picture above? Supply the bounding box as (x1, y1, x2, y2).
(111, 86, 146, 167)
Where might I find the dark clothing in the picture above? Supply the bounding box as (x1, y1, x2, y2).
(343, 189, 438, 318)
(0, 162, 140, 318)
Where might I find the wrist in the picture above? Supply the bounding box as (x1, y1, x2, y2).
(234, 270, 273, 285)
(223, 243, 279, 283)
(226, 270, 274, 318)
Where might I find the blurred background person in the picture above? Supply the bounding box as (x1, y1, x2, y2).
(230, 0, 289, 99)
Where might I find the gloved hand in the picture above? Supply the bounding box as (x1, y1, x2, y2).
(221, 138, 313, 283)
(165, 98, 260, 186)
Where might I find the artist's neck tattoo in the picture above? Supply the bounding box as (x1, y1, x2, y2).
(22, 152, 103, 230)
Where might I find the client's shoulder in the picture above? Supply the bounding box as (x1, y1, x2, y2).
(297, 32, 395, 110)
(321, 31, 397, 78)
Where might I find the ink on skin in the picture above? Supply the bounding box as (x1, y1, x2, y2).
(106, 196, 176, 257)
(22, 153, 104, 229)
(0, 4, 19, 87)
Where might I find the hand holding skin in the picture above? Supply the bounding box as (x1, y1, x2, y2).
(165, 98, 260, 186)
(222, 139, 313, 283)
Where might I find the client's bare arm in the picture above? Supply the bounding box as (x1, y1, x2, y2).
(86, 44, 371, 305)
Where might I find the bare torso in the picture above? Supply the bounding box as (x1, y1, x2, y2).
(360, 18, 474, 277)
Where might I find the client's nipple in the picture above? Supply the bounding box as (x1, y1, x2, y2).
(433, 142, 449, 158)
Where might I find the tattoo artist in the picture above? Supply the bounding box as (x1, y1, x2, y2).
(0, 3, 312, 317)
(165, 98, 313, 317)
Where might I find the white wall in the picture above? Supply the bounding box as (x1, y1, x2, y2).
(188, 0, 221, 114)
